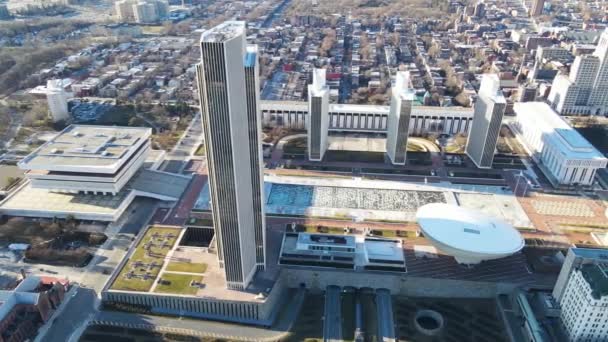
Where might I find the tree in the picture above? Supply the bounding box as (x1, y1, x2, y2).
(454, 92, 471, 107)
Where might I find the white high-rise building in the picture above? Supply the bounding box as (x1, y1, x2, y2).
(45, 79, 72, 123)
(115, 0, 166, 23)
(307, 68, 330, 161)
(513, 102, 606, 186)
(195, 21, 265, 290)
(133, 1, 158, 23)
(553, 248, 608, 342)
(465, 74, 506, 169)
(386, 71, 414, 165)
(115, 0, 135, 21)
(549, 29, 608, 115)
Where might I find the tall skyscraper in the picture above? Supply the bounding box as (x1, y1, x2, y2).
(530, 0, 544, 17)
(386, 71, 414, 165)
(195, 21, 265, 290)
(307, 68, 330, 161)
(549, 29, 608, 115)
(465, 74, 506, 169)
(244, 45, 266, 268)
(473, 1, 485, 18)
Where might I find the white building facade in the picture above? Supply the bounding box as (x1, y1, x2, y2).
(559, 266, 608, 341)
(549, 29, 608, 115)
(553, 249, 608, 342)
(196, 21, 263, 290)
(465, 73, 506, 169)
(386, 71, 414, 165)
(260, 101, 474, 135)
(513, 102, 607, 186)
(45, 79, 72, 122)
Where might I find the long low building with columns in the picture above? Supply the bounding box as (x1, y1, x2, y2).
(260, 101, 474, 135)
(512, 102, 607, 186)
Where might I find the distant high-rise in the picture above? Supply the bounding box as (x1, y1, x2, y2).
(133, 1, 158, 23)
(115, 0, 135, 21)
(473, 1, 485, 18)
(115, 0, 167, 23)
(386, 71, 414, 165)
(46, 80, 72, 123)
(307, 68, 330, 161)
(195, 21, 265, 290)
(465, 74, 506, 169)
(530, 0, 544, 17)
(548, 29, 608, 115)
(517, 84, 537, 102)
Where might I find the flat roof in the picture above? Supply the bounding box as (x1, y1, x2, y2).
(281, 232, 405, 270)
(130, 169, 191, 201)
(258, 100, 473, 116)
(297, 233, 355, 247)
(109, 226, 273, 302)
(514, 102, 606, 160)
(0, 182, 130, 220)
(19, 125, 151, 174)
(200, 21, 245, 43)
(416, 203, 524, 256)
(0, 165, 23, 191)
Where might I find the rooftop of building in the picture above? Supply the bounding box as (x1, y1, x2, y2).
(0, 182, 131, 218)
(259, 100, 473, 115)
(107, 225, 279, 302)
(580, 263, 608, 300)
(0, 153, 186, 222)
(280, 232, 405, 271)
(571, 247, 608, 261)
(200, 21, 245, 43)
(18, 125, 152, 174)
(514, 102, 606, 160)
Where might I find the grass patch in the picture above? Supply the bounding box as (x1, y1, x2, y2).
(111, 227, 179, 292)
(283, 137, 307, 154)
(370, 229, 397, 237)
(141, 25, 165, 35)
(187, 217, 213, 227)
(194, 143, 205, 156)
(165, 261, 207, 274)
(154, 273, 203, 295)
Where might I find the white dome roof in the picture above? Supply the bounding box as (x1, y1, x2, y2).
(416, 203, 524, 264)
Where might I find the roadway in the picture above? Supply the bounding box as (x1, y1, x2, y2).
(162, 114, 203, 173)
(33, 197, 159, 342)
(323, 285, 343, 342)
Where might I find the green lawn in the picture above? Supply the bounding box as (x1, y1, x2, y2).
(111, 227, 179, 292)
(194, 143, 205, 156)
(154, 273, 203, 295)
(165, 261, 207, 273)
(283, 137, 307, 154)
